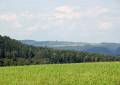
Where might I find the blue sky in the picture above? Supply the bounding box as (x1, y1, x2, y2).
(0, 0, 120, 43)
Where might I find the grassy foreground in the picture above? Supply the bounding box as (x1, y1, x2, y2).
(0, 62, 120, 85)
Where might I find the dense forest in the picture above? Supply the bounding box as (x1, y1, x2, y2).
(0, 35, 120, 66)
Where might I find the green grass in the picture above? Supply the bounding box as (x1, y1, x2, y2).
(0, 62, 120, 85)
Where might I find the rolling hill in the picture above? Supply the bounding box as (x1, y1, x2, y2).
(0, 35, 120, 66)
(21, 40, 120, 55)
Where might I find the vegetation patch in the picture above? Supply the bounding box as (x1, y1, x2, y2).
(0, 62, 120, 85)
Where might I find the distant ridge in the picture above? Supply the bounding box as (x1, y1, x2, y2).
(21, 40, 120, 55)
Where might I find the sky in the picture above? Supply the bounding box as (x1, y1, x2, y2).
(0, 0, 120, 43)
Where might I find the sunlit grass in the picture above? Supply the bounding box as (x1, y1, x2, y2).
(0, 62, 120, 85)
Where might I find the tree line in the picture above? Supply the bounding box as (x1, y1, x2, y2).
(0, 35, 120, 66)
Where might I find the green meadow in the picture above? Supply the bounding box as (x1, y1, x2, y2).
(0, 62, 120, 85)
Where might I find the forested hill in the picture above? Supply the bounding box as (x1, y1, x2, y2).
(21, 40, 120, 55)
(0, 35, 120, 66)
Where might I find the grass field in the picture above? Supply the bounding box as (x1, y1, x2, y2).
(0, 62, 120, 85)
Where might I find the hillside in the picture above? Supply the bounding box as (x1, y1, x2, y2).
(21, 40, 120, 55)
(0, 35, 120, 66)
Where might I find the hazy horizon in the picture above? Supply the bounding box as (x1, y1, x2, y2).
(0, 0, 120, 43)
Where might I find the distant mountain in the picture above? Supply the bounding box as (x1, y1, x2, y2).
(82, 47, 113, 55)
(21, 40, 120, 56)
(116, 47, 120, 55)
(2, 35, 120, 66)
(21, 40, 90, 47)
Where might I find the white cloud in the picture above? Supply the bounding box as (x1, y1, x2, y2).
(84, 6, 109, 17)
(13, 25, 39, 37)
(26, 25, 39, 33)
(53, 5, 81, 20)
(0, 13, 22, 28)
(14, 21, 22, 28)
(20, 13, 33, 19)
(50, 5, 81, 26)
(0, 14, 17, 21)
(98, 20, 112, 30)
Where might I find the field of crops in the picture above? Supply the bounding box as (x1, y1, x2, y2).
(0, 62, 120, 85)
